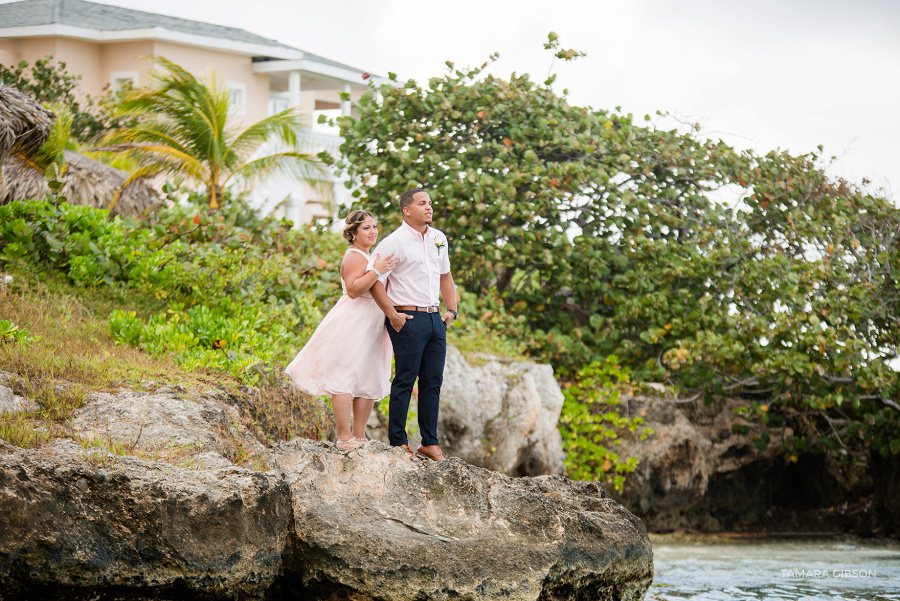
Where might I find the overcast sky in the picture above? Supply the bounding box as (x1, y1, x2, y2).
(23, 0, 900, 199)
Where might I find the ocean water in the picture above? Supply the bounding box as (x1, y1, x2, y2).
(649, 540, 900, 601)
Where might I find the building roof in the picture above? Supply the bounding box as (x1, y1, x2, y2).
(0, 0, 382, 82)
(0, 0, 296, 50)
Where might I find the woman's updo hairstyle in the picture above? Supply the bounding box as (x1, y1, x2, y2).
(342, 210, 375, 244)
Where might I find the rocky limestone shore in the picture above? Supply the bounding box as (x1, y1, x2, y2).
(273, 439, 651, 601)
(9, 342, 566, 479)
(0, 440, 653, 600)
(72, 385, 269, 470)
(0, 350, 652, 600)
(611, 393, 900, 537)
(0, 440, 289, 600)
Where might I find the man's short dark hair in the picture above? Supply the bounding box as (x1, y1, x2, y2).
(399, 188, 427, 211)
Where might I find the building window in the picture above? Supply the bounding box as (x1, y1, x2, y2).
(268, 94, 289, 116)
(227, 81, 247, 116)
(109, 71, 138, 93)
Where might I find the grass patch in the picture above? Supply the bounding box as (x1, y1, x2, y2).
(0, 266, 327, 456)
(0, 266, 190, 390)
(0, 267, 184, 447)
(0, 411, 64, 448)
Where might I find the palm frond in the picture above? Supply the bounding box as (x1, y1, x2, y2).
(101, 56, 325, 211)
(106, 162, 166, 213)
(98, 142, 206, 182)
(225, 151, 323, 186)
(116, 58, 227, 158)
(99, 121, 189, 154)
(114, 87, 168, 116)
(30, 102, 79, 170)
(225, 107, 301, 162)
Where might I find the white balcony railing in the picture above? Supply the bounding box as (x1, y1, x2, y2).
(298, 131, 342, 163)
(247, 132, 350, 224)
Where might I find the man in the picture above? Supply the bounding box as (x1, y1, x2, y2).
(370, 188, 458, 461)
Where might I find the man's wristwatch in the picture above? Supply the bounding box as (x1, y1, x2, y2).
(447, 309, 458, 319)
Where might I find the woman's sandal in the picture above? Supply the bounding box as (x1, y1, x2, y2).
(336, 438, 362, 450)
(351, 437, 368, 444)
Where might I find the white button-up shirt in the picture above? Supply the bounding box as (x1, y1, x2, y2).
(372, 221, 451, 307)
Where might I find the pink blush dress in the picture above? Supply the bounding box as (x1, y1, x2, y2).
(284, 248, 392, 400)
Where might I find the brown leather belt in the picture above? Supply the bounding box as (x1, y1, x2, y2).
(394, 305, 440, 313)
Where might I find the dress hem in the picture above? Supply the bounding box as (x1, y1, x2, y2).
(284, 372, 388, 401)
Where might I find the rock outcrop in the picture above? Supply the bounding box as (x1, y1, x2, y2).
(0, 373, 37, 414)
(0, 440, 291, 600)
(368, 346, 565, 477)
(72, 386, 269, 470)
(610, 393, 782, 531)
(610, 393, 900, 537)
(0, 346, 653, 600)
(273, 439, 652, 601)
(0, 437, 653, 600)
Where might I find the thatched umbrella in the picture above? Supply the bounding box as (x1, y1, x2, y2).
(0, 84, 157, 217)
(0, 151, 158, 217)
(0, 84, 54, 160)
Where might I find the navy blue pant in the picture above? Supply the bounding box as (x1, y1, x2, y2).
(385, 310, 446, 447)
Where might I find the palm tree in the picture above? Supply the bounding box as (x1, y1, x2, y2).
(99, 56, 320, 211)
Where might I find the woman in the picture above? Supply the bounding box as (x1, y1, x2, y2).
(285, 210, 397, 449)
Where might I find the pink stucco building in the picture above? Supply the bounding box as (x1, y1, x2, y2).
(0, 0, 384, 222)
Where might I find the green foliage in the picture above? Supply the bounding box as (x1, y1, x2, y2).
(0, 265, 266, 453)
(100, 56, 320, 210)
(450, 288, 528, 359)
(0, 195, 344, 384)
(108, 298, 318, 384)
(543, 31, 587, 64)
(0, 320, 40, 345)
(330, 41, 900, 459)
(0, 197, 128, 276)
(0, 57, 133, 143)
(558, 358, 651, 490)
(30, 102, 81, 171)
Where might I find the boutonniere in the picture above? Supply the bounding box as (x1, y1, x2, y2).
(435, 238, 446, 254)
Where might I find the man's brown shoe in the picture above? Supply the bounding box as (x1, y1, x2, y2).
(396, 444, 418, 460)
(416, 445, 445, 461)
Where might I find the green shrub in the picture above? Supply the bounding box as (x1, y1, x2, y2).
(108, 297, 320, 384)
(1, 57, 133, 143)
(331, 40, 900, 461)
(450, 288, 527, 359)
(558, 357, 652, 490)
(0, 198, 155, 285)
(0, 197, 339, 384)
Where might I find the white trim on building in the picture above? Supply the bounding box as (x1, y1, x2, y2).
(0, 24, 305, 59)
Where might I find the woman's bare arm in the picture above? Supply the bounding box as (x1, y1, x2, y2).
(341, 252, 397, 298)
(341, 252, 378, 299)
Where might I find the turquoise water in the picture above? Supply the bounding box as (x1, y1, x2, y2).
(649, 540, 900, 601)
